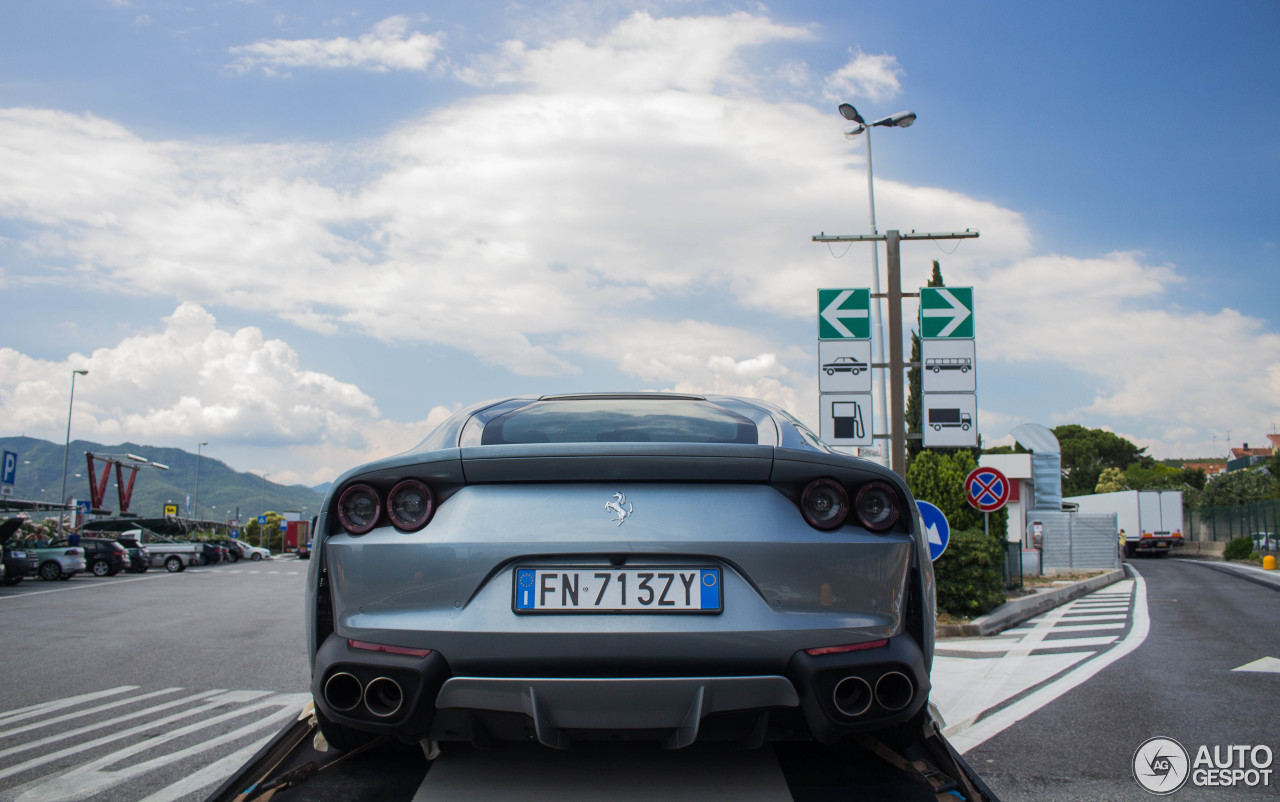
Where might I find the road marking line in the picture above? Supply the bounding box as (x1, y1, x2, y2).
(0, 685, 227, 767)
(948, 566, 1149, 754)
(0, 688, 183, 740)
(1233, 656, 1280, 673)
(1039, 622, 1125, 633)
(0, 575, 168, 601)
(134, 729, 281, 802)
(0, 687, 139, 727)
(9, 693, 309, 802)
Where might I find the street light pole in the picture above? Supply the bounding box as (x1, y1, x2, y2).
(194, 441, 208, 523)
(836, 104, 916, 465)
(57, 369, 88, 537)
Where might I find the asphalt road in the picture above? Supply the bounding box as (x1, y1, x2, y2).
(0, 559, 311, 801)
(967, 557, 1280, 801)
(5, 554, 1276, 801)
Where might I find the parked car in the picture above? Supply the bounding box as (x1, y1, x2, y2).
(114, 530, 201, 572)
(210, 538, 243, 562)
(307, 393, 934, 753)
(3, 542, 37, 585)
(1252, 532, 1278, 552)
(22, 542, 86, 581)
(1, 519, 38, 585)
(239, 543, 271, 561)
(50, 536, 129, 577)
(296, 541, 311, 560)
(195, 541, 229, 566)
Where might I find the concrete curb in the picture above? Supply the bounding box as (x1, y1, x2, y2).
(1168, 541, 1226, 560)
(935, 567, 1126, 638)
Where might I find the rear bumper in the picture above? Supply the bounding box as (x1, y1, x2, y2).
(310, 631, 929, 748)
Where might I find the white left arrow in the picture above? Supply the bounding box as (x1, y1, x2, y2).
(926, 521, 943, 546)
(922, 288, 971, 337)
(820, 290, 868, 338)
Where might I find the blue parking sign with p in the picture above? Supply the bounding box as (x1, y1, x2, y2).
(1, 451, 16, 486)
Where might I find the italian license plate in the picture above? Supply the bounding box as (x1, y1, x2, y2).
(513, 567, 721, 613)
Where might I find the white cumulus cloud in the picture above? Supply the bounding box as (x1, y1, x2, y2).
(229, 15, 446, 75)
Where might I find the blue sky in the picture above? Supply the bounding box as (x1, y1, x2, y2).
(2, 0, 1278, 487)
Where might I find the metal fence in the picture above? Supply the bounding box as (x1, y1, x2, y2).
(1185, 498, 1280, 542)
(1037, 511, 1122, 573)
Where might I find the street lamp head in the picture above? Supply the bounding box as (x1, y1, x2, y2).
(73, 369, 88, 376)
(837, 103, 865, 124)
(843, 123, 867, 140)
(872, 110, 917, 129)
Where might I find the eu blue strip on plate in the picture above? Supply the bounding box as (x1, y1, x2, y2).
(515, 568, 536, 609)
(701, 569, 719, 609)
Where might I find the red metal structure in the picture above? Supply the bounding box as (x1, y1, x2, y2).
(85, 453, 165, 515)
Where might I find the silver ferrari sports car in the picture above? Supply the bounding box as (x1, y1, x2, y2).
(306, 393, 935, 751)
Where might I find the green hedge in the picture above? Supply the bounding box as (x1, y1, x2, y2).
(1223, 536, 1255, 561)
(934, 527, 1007, 618)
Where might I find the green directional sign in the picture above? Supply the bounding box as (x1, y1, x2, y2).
(919, 286, 974, 339)
(818, 288, 871, 339)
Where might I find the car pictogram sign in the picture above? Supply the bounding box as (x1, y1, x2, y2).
(965, 466, 1010, 512)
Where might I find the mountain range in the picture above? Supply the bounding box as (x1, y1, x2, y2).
(0, 436, 326, 524)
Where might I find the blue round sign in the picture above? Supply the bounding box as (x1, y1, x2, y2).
(916, 500, 951, 562)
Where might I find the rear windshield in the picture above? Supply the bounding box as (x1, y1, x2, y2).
(480, 398, 759, 445)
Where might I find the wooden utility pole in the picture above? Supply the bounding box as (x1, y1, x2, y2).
(811, 228, 978, 477)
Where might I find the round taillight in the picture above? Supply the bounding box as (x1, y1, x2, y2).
(337, 484, 381, 535)
(387, 480, 435, 532)
(855, 482, 900, 532)
(801, 478, 849, 530)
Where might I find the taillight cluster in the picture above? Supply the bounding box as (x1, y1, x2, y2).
(336, 480, 436, 535)
(800, 478, 900, 533)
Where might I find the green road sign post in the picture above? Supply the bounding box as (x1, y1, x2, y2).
(817, 288, 871, 340)
(919, 286, 974, 339)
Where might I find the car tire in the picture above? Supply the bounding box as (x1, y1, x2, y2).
(39, 561, 61, 581)
(228, 553, 239, 563)
(196, 554, 208, 566)
(251, 553, 262, 561)
(315, 708, 381, 753)
(165, 556, 184, 573)
(91, 559, 111, 577)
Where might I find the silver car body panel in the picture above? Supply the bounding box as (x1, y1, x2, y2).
(324, 482, 913, 665)
(305, 394, 937, 746)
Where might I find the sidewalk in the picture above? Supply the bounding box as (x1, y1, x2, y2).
(935, 568, 1126, 638)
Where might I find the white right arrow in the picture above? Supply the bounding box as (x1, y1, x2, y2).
(922, 289, 971, 336)
(820, 290, 868, 338)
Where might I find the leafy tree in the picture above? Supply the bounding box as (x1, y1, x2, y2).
(1195, 468, 1279, 508)
(1095, 467, 1127, 493)
(1053, 425, 1149, 497)
(906, 261, 945, 460)
(243, 510, 286, 551)
(1093, 462, 1204, 494)
(906, 449, 1007, 537)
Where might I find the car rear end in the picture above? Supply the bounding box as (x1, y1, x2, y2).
(307, 396, 934, 750)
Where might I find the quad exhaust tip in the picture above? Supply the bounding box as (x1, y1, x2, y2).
(832, 670, 915, 718)
(364, 677, 405, 718)
(832, 676, 874, 717)
(874, 671, 914, 712)
(324, 672, 363, 713)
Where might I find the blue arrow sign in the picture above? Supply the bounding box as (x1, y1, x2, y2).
(917, 500, 951, 562)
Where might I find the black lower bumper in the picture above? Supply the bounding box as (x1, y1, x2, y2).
(311, 633, 930, 748)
